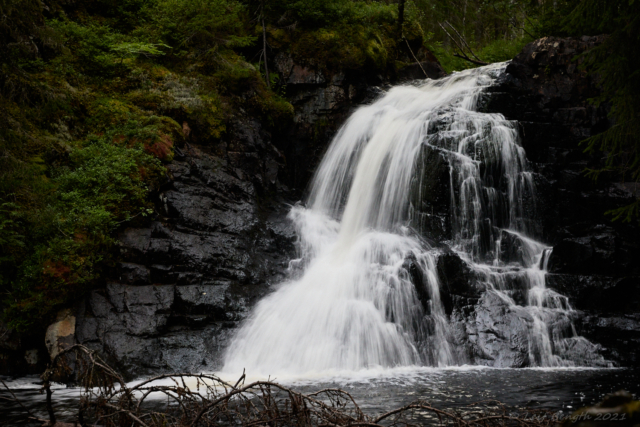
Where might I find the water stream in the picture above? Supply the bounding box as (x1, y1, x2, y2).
(222, 63, 609, 378)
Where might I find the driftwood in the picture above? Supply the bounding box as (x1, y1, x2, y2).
(3, 345, 557, 427)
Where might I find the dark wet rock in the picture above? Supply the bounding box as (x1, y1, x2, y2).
(556, 336, 611, 368)
(118, 263, 151, 285)
(497, 230, 529, 266)
(545, 274, 639, 313)
(572, 313, 640, 366)
(436, 250, 483, 315)
(410, 145, 453, 242)
(402, 254, 432, 314)
(396, 61, 446, 82)
(477, 36, 640, 366)
(287, 64, 326, 85)
(272, 51, 445, 195)
(73, 138, 297, 378)
(470, 291, 532, 368)
(490, 36, 638, 243)
(548, 227, 640, 276)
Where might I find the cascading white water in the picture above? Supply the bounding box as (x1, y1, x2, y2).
(222, 63, 607, 377)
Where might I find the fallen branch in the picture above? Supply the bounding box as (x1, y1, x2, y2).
(444, 20, 485, 63)
(2, 345, 558, 427)
(403, 37, 430, 78)
(438, 22, 488, 66)
(453, 53, 489, 66)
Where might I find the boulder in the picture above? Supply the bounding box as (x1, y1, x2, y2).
(45, 309, 76, 361)
(44, 309, 77, 381)
(471, 291, 532, 368)
(436, 250, 483, 315)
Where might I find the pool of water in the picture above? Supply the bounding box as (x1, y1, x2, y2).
(2, 367, 638, 425)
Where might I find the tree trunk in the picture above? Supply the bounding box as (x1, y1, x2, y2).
(397, 0, 406, 39)
(261, 2, 270, 89)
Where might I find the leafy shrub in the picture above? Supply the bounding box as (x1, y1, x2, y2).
(3, 132, 164, 333)
(148, 0, 254, 51)
(47, 20, 122, 77)
(291, 26, 390, 72)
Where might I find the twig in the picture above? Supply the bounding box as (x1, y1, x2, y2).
(43, 378, 57, 425)
(453, 53, 489, 66)
(403, 37, 430, 78)
(445, 20, 484, 63)
(439, 21, 488, 66)
(261, 0, 270, 89)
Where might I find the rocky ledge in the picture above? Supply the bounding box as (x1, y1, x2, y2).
(482, 36, 640, 366)
(73, 148, 296, 377)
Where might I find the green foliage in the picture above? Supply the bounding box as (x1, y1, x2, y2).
(2, 133, 163, 333)
(263, 1, 418, 75)
(0, 0, 296, 334)
(111, 42, 169, 62)
(291, 26, 390, 72)
(272, 0, 364, 27)
(148, 0, 255, 51)
(430, 34, 533, 74)
(55, 135, 163, 228)
(48, 19, 123, 77)
(476, 37, 531, 64)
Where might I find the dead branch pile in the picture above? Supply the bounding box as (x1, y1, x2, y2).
(3, 345, 557, 427)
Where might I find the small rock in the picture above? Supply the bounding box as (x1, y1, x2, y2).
(45, 309, 76, 361)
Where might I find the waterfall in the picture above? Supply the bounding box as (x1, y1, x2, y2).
(222, 63, 607, 377)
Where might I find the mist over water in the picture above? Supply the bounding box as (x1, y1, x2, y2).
(222, 63, 608, 378)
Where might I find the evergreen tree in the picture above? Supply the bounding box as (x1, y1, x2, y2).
(566, 0, 640, 221)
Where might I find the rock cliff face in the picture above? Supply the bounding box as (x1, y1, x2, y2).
(405, 37, 638, 368)
(75, 149, 296, 377)
(272, 52, 445, 193)
(475, 36, 639, 366)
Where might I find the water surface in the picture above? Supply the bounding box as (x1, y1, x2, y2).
(2, 367, 637, 425)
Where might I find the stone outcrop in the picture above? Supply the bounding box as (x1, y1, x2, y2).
(474, 36, 639, 366)
(273, 51, 445, 194)
(407, 36, 639, 368)
(45, 309, 76, 361)
(74, 121, 296, 378)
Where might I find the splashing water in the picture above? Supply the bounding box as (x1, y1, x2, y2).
(222, 63, 608, 377)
